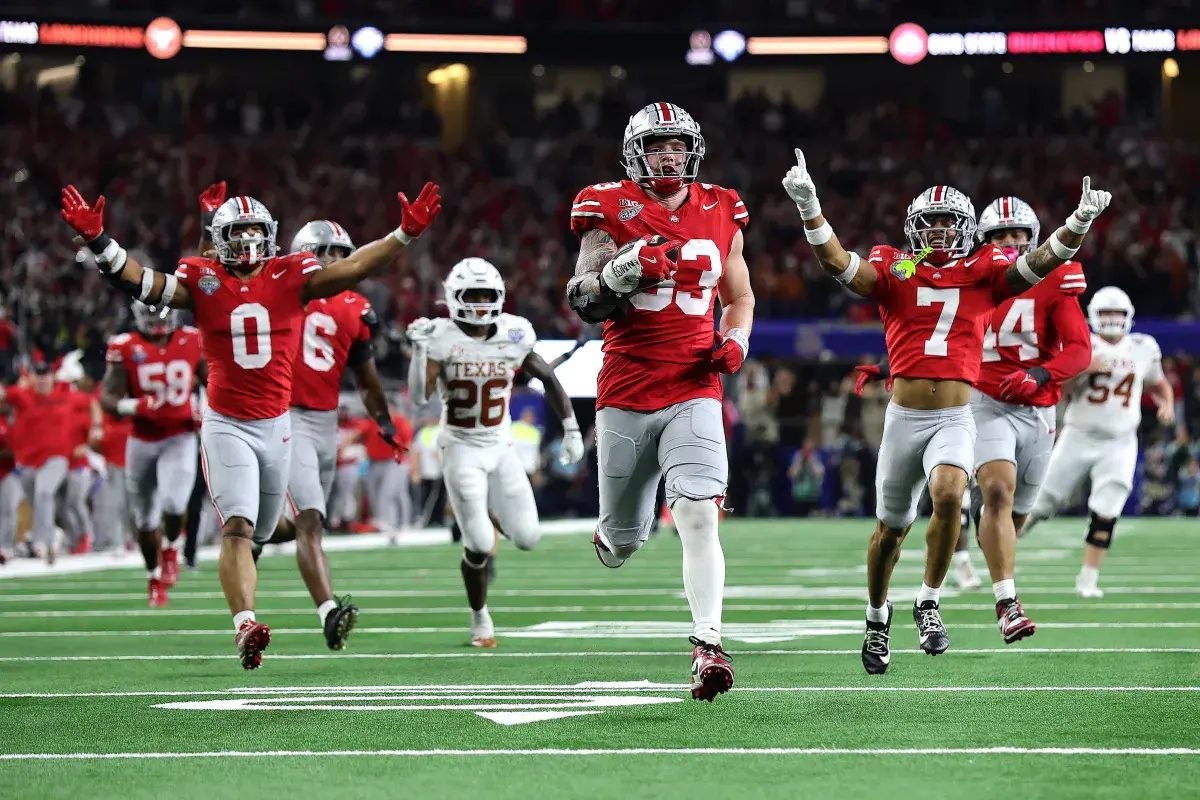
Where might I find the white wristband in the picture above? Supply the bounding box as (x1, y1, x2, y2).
(562, 415, 580, 433)
(391, 227, 414, 246)
(835, 252, 860, 286)
(138, 269, 156, 302)
(1014, 254, 1042, 285)
(116, 398, 139, 417)
(724, 327, 749, 360)
(1049, 234, 1079, 260)
(1065, 213, 1091, 235)
(804, 222, 834, 246)
(159, 274, 178, 308)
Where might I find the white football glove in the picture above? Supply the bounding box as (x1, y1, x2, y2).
(1067, 176, 1112, 233)
(559, 418, 585, 466)
(782, 148, 822, 220)
(406, 317, 435, 348)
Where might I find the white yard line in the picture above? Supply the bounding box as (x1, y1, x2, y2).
(3, 747, 1200, 760)
(3, 647, 1199, 663)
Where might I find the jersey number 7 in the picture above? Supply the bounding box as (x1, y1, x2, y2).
(916, 287, 960, 357)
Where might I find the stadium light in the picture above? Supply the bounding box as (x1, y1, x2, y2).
(427, 63, 469, 85)
(747, 35, 889, 56)
(181, 30, 326, 51)
(385, 33, 525, 54)
(1164, 57, 1180, 78)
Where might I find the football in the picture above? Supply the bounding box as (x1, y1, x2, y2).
(619, 234, 678, 293)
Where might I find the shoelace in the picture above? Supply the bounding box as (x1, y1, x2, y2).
(916, 607, 945, 632)
(689, 636, 732, 661)
(335, 593, 353, 611)
(864, 629, 889, 655)
(1001, 600, 1024, 623)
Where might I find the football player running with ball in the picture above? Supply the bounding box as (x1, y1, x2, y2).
(783, 149, 1110, 674)
(566, 102, 754, 701)
(1021, 287, 1174, 598)
(61, 181, 441, 669)
(407, 259, 584, 649)
(968, 197, 1092, 642)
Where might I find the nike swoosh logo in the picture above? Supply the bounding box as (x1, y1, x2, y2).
(282, 436, 291, 442)
(271, 271, 286, 279)
(703, 201, 718, 210)
(643, 257, 656, 264)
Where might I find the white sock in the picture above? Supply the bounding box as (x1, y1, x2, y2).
(672, 498, 724, 645)
(866, 603, 889, 623)
(162, 536, 176, 552)
(1079, 565, 1100, 585)
(471, 606, 493, 635)
(148, 566, 162, 580)
(952, 550, 973, 567)
(916, 582, 941, 606)
(233, 610, 255, 631)
(317, 600, 337, 625)
(993, 579, 1016, 602)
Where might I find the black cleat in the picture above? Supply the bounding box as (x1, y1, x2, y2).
(862, 601, 893, 675)
(913, 600, 950, 655)
(323, 594, 359, 651)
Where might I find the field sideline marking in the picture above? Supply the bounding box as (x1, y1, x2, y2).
(3, 747, 1200, 760)
(3, 647, 1200, 663)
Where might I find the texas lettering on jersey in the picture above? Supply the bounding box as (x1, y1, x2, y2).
(868, 243, 1015, 385)
(976, 263, 1091, 406)
(175, 253, 321, 420)
(570, 179, 748, 411)
(426, 314, 536, 447)
(290, 290, 374, 412)
(1065, 332, 1164, 436)
(106, 326, 204, 441)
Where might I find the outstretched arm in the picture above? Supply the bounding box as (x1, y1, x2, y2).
(521, 350, 585, 466)
(565, 229, 677, 323)
(61, 186, 192, 310)
(783, 148, 877, 297)
(303, 183, 441, 302)
(1005, 178, 1112, 293)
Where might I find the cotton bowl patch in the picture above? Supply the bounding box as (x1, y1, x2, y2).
(508, 329, 526, 343)
(198, 275, 220, 295)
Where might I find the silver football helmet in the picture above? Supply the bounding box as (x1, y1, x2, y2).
(444, 258, 505, 326)
(977, 196, 1041, 255)
(904, 185, 977, 260)
(290, 219, 356, 265)
(132, 300, 177, 337)
(1087, 286, 1134, 338)
(210, 195, 278, 268)
(622, 102, 705, 194)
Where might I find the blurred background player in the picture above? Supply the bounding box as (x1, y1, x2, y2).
(565, 102, 753, 701)
(785, 149, 1112, 674)
(408, 258, 584, 648)
(1021, 287, 1174, 598)
(0, 415, 17, 564)
(329, 408, 367, 532)
(94, 403, 134, 555)
(364, 405, 414, 536)
(61, 180, 441, 668)
(967, 196, 1092, 643)
(410, 415, 445, 529)
(56, 356, 103, 555)
(100, 303, 203, 606)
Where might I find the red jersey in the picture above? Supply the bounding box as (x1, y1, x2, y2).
(176, 253, 321, 420)
(290, 291, 374, 412)
(570, 180, 749, 411)
(101, 414, 132, 468)
(5, 384, 91, 468)
(106, 326, 204, 441)
(61, 384, 94, 470)
(868, 243, 1016, 384)
(977, 262, 1092, 407)
(0, 417, 14, 481)
(364, 412, 413, 463)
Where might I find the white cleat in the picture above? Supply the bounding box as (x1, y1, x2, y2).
(470, 608, 496, 648)
(592, 531, 626, 569)
(1075, 576, 1105, 599)
(954, 558, 982, 591)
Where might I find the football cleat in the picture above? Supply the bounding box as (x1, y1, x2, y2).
(471, 635, 497, 648)
(954, 557, 982, 591)
(161, 548, 180, 588)
(913, 600, 950, 655)
(69, 532, 93, 555)
(234, 620, 271, 670)
(1075, 575, 1104, 599)
(862, 601, 893, 675)
(996, 597, 1036, 644)
(592, 531, 625, 568)
(689, 636, 734, 701)
(323, 595, 359, 651)
(148, 577, 168, 608)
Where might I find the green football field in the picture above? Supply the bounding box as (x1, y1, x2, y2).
(3, 518, 1200, 799)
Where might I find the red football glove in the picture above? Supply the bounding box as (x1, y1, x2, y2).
(198, 181, 227, 213)
(60, 185, 106, 240)
(853, 365, 893, 396)
(377, 417, 409, 462)
(397, 182, 443, 240)
(635, 236, 681, 283)
(998, 369, 1042, 403)
(136, 395, 162, 416)
(711, 330, 748, 374)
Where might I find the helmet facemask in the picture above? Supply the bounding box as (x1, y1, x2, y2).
(905, 211, 976, 262)
(132, 302, 176, 338)
(448, 287, 504, 327)
(625, 133, 703, 195)
(216, 221, 276, 268)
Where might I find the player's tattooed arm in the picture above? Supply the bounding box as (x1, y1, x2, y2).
(520, 351, 574, 424)
(566, 229, 618, 300)
(1006, 177, 1112, 292)
(98, 361, 131, 418)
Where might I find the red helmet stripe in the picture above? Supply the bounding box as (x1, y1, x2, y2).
(329, 221, 343, 237)
(657, 102, 673, 123)
(932, 185, 945, 203)
(236, 196, 249, 214)
(1001, 196, 1011, 218)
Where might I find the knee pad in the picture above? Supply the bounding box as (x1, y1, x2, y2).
(1085, 513, 1116, 549)
(671, 497, 719, 542)
(462, 549, 490, 569)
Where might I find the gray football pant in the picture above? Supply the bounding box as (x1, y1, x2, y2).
(94, 465, 134, 551)
(366, 460, 411, 529)
(19, 456, 68, 548)
(0, 472, 21, 553)
(330, 463, 361, 524)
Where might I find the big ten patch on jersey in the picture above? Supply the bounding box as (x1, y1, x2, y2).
(867, 243, 1012, 384)
(429, 314, 536, 446)
(291, 291, 373, 412)
(175, 253, 321, 420)
(107, 328, 203, 442)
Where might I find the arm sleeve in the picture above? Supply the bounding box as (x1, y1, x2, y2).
(1041, 296, 1093, 382)
(726, 187, 750, 229)
(568, 186, 622, 241)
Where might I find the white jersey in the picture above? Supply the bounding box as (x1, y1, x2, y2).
(1063, 333, 1163, 436)
(427, 314, 537, 447)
